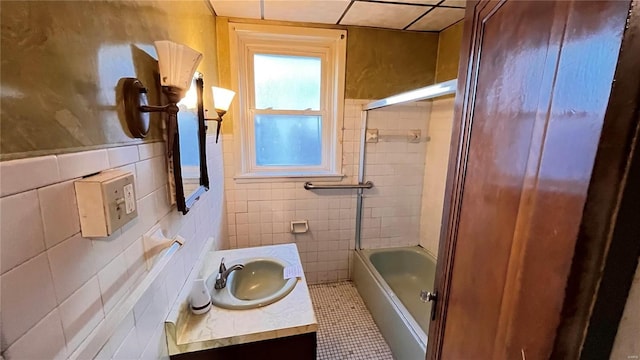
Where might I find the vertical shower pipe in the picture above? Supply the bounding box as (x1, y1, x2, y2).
(355, 109, 369, 250)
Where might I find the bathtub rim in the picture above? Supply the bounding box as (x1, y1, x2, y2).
(355, 245, 436, 346)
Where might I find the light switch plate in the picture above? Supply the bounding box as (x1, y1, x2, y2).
(75, 170, 138, 237)
(102, 173, 137, 234)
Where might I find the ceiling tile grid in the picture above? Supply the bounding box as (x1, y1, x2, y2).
(209, 0, 465, 32)
(211, 0, 262, 19)
(264, 0, 352, 24)
(340, 1, 429, 30)
(407, 6, 466, 31)
(374, 0, 440, 5)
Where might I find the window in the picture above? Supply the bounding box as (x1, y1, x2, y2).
(229, 24, 346, 178)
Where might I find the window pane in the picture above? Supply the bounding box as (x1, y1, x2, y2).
(254, 54, 321, 110)
(255, 115, 322, 166)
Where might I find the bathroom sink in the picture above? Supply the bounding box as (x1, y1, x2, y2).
(209, 257, 298, 310)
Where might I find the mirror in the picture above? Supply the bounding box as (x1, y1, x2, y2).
(173, 73, 209, 214)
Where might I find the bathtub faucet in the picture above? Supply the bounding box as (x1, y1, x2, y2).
(214, 257, 244, 290)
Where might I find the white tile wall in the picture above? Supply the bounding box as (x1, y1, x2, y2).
(419, 96, 455, 256)
(137, 142, 166, 161)
(0, 155, 60, 197)
(38, 180, 81, 249)
(97, 253, 130, 314)
(223, 99, 445, 281)
(361, 101, 432, 249)
(112, 326, 143, 360)
(107, 145, 140, 168)
(0, 190, 46, 274)
(3, 309, 68, 360)
(48, 233, 97, 303)
(95, 312, 134, 360)
(0, 137, 226, 359)
(58, 277, 105, 352)
(222, 100, 363, 284)
(1, 253, 58, 348)
(57, 149, 110, 181)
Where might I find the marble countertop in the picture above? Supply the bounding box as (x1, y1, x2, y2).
(165, 244, 318, 355)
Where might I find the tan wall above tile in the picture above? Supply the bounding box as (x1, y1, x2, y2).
(435, 21, 464, 82)
(0, 1, 218, 161)
(345, 27, 439, 99)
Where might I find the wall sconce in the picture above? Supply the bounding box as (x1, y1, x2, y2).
(207, 86, 235, 143)
(121, 41, 203, 155)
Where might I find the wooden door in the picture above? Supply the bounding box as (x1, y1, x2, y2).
(427, 1, 632, 359)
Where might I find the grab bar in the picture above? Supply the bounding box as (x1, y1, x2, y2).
(304, 181, 374, 190)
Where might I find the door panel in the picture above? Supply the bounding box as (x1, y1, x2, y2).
(440, 2, 562, 357)
(429, 0, 631, 359)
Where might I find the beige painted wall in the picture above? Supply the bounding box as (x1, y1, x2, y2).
(436, 21, 464, 82)
(345, 27, 439, 99)
(0, 1, 218, 160)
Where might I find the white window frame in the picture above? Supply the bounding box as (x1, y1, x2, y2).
(229, 23, 346, 180)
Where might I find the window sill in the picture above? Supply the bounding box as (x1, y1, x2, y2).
(233, 173, 345, 184)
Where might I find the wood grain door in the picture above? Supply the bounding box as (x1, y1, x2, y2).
(427, 1, 632, 359)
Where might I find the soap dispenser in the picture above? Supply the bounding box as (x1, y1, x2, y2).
(190, 279, 212, 315)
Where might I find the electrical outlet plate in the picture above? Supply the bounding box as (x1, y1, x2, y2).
(75, 170, 137, 237)
(102, 174, 137, 234)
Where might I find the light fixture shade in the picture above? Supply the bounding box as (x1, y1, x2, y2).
(154, 40, 203, 91)
(212, 86, 236, 112)
(178, 84, 198, 109)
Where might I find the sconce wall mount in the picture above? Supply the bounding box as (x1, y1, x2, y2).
(122, 79, 182, 136)
(122, 78, 184, 154)
(206, 109, 226, 144)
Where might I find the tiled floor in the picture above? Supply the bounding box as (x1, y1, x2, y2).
(309, 281, 394, 360)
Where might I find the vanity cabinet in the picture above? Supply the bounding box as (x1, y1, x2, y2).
(170, 332, 316, 360)
(166, 244, 318, 359)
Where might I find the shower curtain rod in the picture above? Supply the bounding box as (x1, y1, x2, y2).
(363, 79, 457, 111)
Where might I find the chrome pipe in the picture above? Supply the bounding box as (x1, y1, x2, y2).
(363, 79, 457, 111)
(355, 109, 369, 250)
(355, 188, 364, 250)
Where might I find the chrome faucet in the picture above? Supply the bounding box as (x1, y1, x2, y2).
(214, 257, 244, 290)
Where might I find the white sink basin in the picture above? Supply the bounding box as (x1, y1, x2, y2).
(208, 257, 298, 310)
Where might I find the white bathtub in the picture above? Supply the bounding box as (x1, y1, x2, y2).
(353, 246, 436, 360)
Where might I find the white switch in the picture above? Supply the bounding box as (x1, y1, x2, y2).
(124, 184, 135, 214)
(75, 170, 138, 237)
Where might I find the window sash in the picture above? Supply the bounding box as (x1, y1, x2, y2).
(229, 23, 346, 179)
(252, 53, 323, 111)
(247, 111, 329, 174)
(245, 48, 332, 174)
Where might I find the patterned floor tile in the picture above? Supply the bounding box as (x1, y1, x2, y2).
(309, 281, 393, 360)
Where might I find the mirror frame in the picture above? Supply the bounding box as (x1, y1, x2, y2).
(173, 75, 209, 214)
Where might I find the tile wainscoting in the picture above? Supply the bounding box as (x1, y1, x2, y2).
(0, 136, 226, 360)
(223, 99, 438, 283)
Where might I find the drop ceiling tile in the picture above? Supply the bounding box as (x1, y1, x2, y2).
(264, 0, 351, 24)
(210, 0, 262, 19)
(340, 1, 429, 30)
(407, 7, 464, 31)
(375, 0, 440, 5)
(440, 0, 466, 7)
